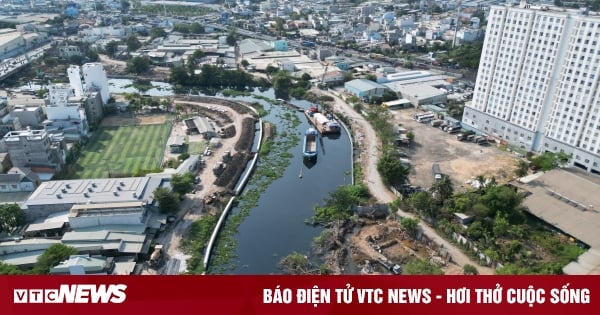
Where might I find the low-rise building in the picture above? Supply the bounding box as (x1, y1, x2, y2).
(10, 105, 45, 129)
(0, 167, 40, 192)
(2, 129, 66, 173)
(183, 117, 216, 139)
(344, 79, 387, 100)
(23, 176, 162, 219)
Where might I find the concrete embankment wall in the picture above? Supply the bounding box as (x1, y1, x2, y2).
(234, 118, 263, 195)
(202, 100, 263, 272)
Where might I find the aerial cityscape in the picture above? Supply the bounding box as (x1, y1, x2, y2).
(0, 0, 599, 276)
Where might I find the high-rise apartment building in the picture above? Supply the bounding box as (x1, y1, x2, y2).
(462, 2, 600, 174)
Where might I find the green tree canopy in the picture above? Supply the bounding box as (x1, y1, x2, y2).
(104, 41, 119, 57)
(377, 153, 410, 186)
(0, 261, 24, 275)
(0, 204, 25, 233)
(125, 35, 142, 52)
(126, 56, 150, 74)
(150, 27, 167, 39)
(33, 244, 78, 274)
(189, 22, 204, 34)
(400, 217, 419, 237)
(272, 71, 293, 100)
(154, 187, 180, 213)
(171, 172, 195, 195)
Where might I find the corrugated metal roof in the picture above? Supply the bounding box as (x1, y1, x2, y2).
(345, 79, 386, 92)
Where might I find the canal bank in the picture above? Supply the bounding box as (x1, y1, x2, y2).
(207, 91, 353, 274)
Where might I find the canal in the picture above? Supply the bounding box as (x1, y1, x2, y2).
(215, 90, 352, 274)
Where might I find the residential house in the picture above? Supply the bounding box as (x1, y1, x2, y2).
(0, 166, 40, 192)
(2, 129, 66, 174)
(10, 105, 44, 129)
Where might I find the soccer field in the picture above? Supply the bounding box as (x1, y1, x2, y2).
(69, 123, 171, 179)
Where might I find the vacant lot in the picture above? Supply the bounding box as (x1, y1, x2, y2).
(68, 123, 171, 179)
(391, 109, 517, 190)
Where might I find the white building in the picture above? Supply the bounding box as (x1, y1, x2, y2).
(82, 63, 110, 104)
(68, 65, 84, 98)
(68, 201, 148, 229)
(462, 3, 600, 174)
(46, 84, 88, 134)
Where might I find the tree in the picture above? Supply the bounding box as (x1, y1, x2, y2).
(365, 73, 377, 82)
(400, 217, 419, 237)
(463, 264, 479, 275)
(377, 153, 410, 186)
(0, 261, 23, 275)
(409, 191, 440, 225)
(430, 176, 453, 203)
(173, 23, 190, 34)
(404, 61, 414, 69)
(170, 65, 190, 84)
(241, 59, 250, 68)
(33, 244, 78, 274)
(121, 0, 131, 12)
(226, 28, 238, 46)
(189, 22, 204, 34)
(126, 56, 150, 74)
(171, 172, 195, 195)
(150, 27, 167, 39)
(105, 41, 119, 57)
(272, 71, 293, 100)
(0, 204, 25, 233)
(515, 159, 529, 177)
(153, 187, 180, 213)
(125, 35, 142, 52)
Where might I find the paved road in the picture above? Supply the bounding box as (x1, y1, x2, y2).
(319, 88, 494, 275)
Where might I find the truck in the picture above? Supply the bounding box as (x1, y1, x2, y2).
(475, 136, 488, 145)
(432, 164, 443, 181)
(456, 130, 475, 141)
(446, 125, 462, 134)
(430, 119, 444, 127)
(149, 245, 164, 267)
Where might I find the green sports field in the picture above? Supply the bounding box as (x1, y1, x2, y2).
(68, 123, 171, 179)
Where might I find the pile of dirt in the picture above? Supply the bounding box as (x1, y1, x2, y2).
(235, 118, 258, 152)
(213, 152, 253, 190)
(180, 96, 257, 116)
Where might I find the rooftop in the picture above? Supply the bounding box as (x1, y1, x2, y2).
(345, 78, 387, 92)
(25, 177, 152, 207)
(512, 168, 600, 274)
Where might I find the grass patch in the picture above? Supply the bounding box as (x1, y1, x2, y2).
(66, 123, 171, 179)
(182, 215, 219, 274)
(188, 141, 207, 155)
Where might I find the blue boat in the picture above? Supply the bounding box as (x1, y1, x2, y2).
(303, 128, 318, 159)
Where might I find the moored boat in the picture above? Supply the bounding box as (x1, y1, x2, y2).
(305, 106, 341, 134)
(303, 128, 318, 159)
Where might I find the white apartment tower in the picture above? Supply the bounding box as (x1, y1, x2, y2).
(82, 63, 109, 104)
(67, 65, 84, 98)
(462, 3, 600, 174)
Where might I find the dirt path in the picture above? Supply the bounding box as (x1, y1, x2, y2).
(317, 88, 494, 275)
(143, 100, 255, 275)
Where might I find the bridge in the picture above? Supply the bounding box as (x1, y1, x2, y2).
(0, 43, 52, 82)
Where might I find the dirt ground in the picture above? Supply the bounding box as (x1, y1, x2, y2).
(349, 220, 462, 275)
(390, 109, 518, 190)
(99, 113, 168, 127)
